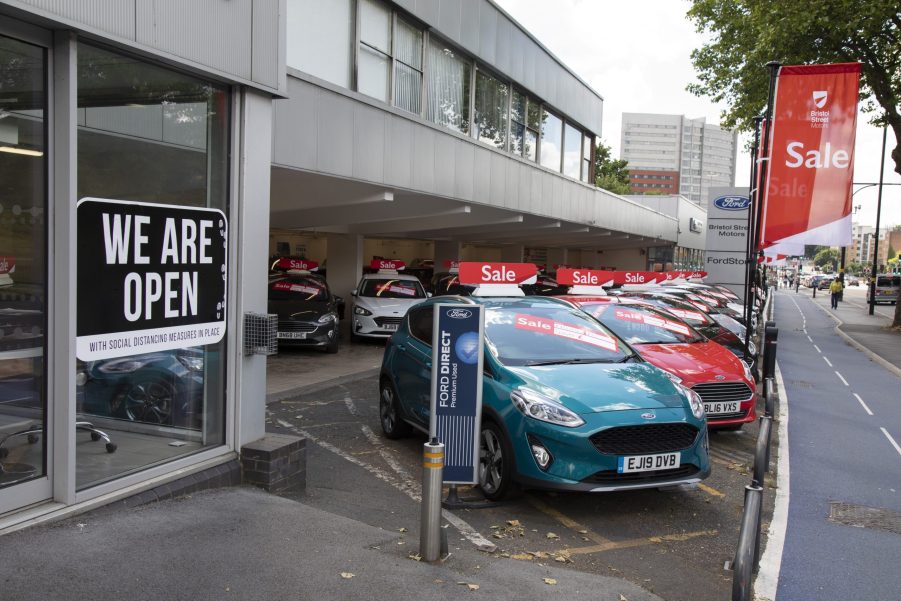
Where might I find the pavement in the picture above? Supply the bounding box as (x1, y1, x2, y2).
(0, 339, 664, 601)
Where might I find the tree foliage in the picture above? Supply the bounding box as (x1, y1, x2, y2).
(687, 0, 901, 176)
(594, 142, 632, 195)
(814, 247, 841, 269)
(804, 244, 828, 260)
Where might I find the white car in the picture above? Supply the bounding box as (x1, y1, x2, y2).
(351, 272, 428, 339)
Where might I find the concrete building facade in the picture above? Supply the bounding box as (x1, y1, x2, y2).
(620, 113, 737, 204)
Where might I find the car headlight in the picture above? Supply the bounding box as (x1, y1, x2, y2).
(317, 312, 338, 324)
(354, 305, 372, 316)
(747, 340, 757, 356)
(682, 386, 705, 420)
(741, 360, 754, 382)
(510, 388, 585, 428)
(177, 355, 204, 372)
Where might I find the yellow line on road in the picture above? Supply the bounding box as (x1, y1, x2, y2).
(698, 483, 726, 498)
(564, 530, 718, 556)
(526, 495, 612, 546)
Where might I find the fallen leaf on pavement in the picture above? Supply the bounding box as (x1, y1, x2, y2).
(619, 595, 629, 601)
(507, 519, 521, 527)
(399, 527, 407, 533)
(467, 584, 480, 591)
(510, 553, 533, 561)
(340, 573, 354, 579)
(546, 532, 559, 539)
(543, 578, 557, 585)
(408, 554, 422, 561)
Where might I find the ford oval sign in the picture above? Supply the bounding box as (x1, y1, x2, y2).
(641, 412, 656, 420)
(447, 308, 472, 319)
(713, 195, 751, 211)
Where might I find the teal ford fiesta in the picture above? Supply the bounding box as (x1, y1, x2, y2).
(379, 295, 710, 500)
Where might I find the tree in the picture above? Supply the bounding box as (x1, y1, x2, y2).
(846, 261, 864, 275)
(804, 245, 828, 260)
(814, 247, 841, 270)
(594, 142, 632, 195)
(686, 0, 901, 177)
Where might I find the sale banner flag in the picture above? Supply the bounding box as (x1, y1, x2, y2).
(758, 63, 860, 250)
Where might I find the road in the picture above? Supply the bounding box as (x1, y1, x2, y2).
(266, 369, 771, 601)
(767, 287, 901, 600)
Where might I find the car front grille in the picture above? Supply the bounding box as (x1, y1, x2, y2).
(590, 423, 699, 455)
(708, 409, 749, 421)
(691, 382, 753, 404)
(278, 320, 317, 333)
(374, 316, 403, 327)
(582, 465, 700, 484)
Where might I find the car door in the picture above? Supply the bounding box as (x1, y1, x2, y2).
(392, 304, 434, 427)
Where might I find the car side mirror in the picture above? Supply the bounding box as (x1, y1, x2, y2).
(350, 291, 357, 297)
(427, 292, 433, 298)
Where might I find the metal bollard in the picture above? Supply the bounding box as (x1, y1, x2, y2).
(732, 484, 764, 601)
(753, 416, 772, 487)
(761, 325, 778, 381)
(764, 377, 776, 418)
(420, 439, 445, 562)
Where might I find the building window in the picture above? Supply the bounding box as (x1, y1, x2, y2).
(581, 135, 592, 183)
(393, 19, 423, 114)
(76, 43, 230, 490)
(286, 0, 353, 87)
(357, 0, 392, 103)
(473, 70, 508, 150)
(562, 122, 582, 179)
(0, 33, 47, 492)
(426, 40, 470, 134)
(539, 109, 563, 171)
(510, 89, 538, 161)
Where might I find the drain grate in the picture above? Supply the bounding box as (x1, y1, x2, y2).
(828, 502, 901, 535)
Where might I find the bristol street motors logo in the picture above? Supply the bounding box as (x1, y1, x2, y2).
(809, 90, 830, 128)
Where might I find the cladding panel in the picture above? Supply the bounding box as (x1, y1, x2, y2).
(17, 0, 135, 38)
(353, 104, 387, 183)
(412, 126, 437, 190)
(252, 0, 282, 88)
(433, 132, 456, 197)
(385, 116, 414, 187)
(453, 139, 475, 201)
(272, 78, 318, 169)
(437, 0, 462, 44)
(316, 90, 355, 176)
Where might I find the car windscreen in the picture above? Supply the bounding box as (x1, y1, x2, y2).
(359, 278, 426, 299)
(269, 277, 330, 302)
(584, 304, 702, 344)
(484, 301, 628, 366)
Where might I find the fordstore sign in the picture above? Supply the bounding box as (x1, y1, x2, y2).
(713, 196, 751, 211)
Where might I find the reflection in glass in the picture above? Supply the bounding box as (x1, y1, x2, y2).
(426, 42, 470, 134)
(358, 0, 391, 103)
(393, 19, 422, 115)
(286, 0, 353, 88)
(582, 135, 592, 183)
(75, 43, 229, 490)
(539, 110, 562, 171)
(0, 34, 46, 490)
(358, 44, 390, 103)
(473, 71, 508, 150)
(563, 123, 581, 179)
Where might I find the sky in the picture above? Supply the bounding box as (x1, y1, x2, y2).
(494, 0, 901, 230)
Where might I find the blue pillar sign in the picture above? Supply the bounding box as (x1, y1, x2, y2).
(429, 304, 484, 484)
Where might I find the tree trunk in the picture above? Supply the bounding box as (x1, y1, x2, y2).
(893, 287, 901, 328)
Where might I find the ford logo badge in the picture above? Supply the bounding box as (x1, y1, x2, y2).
(641, 412, 656, 420)
(715, 375, 726, 381)
(447, 308, 472, 319)
(713, 195, 751, 211)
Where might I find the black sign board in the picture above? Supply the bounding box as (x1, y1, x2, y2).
(76, 197, 227, 360)
(429, 304, 484, 484)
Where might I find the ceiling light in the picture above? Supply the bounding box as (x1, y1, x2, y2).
(0, 146, 43, 157)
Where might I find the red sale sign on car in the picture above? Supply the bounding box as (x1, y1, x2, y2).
(371, 259, 405, 271)
(274, 258, 318, 272)
(556, 268, 615, 287)
(458, 262, 538, 285)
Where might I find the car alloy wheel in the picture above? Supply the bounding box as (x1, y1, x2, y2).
(123, 377, 175, 425)
(379, 380, 411, 439)
(478, 420, 513, 500)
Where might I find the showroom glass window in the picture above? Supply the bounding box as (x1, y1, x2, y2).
(426, 40, 470, 134)
(539, 109, 563, 172)
(0, 34, 47, 491)
(75, 43, 229, 490)
(473, 69, 508, 150)
(562, 122, 582, 179)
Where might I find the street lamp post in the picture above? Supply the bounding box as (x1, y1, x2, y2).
(869, 127, 888, 316)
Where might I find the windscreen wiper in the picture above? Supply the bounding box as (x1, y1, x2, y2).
(525, 358, 613, 366)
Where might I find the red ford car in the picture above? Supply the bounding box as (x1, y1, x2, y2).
(562, 296, 757, 430)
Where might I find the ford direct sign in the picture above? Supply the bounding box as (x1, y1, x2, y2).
(713, 195, 751, 211)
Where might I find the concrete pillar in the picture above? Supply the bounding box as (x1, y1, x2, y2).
(327, 234, 364, 303)
(433, 240, 462, 272)
(500, 244, 524, 263)
(546, 248, 569, 271)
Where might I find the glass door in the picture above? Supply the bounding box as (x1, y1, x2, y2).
(0, 30, 50, 513)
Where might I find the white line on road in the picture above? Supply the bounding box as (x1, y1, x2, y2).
(813, 344, 821, 353)
(835, 371, 849, 386)
(823, 356, 833, 367)
(880, 428, 901, 457)
(343, 396, 360, 416)
(807, 335, 813, 342)
(853, 393, 874, 416)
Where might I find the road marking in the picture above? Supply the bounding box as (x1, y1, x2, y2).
(527, 496, 612, 546)
(755, 363, 791, 599)
(853, 393, 874, 416)
(823, 356, 833, 367)
(835, 371, 849, 386)
(880, 428, 901, 457)
(563, 530, 718, 557)
(807, 335, 813, 342)
(698, 483, 726, 498)
(343, 395, 360, 416)
(813, 344, 821, 353)
(271, 413, 497, 552)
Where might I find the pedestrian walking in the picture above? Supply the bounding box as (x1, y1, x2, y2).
(829, 276, 843, 309)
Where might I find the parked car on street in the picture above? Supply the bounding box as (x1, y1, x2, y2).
(379, 295, 710, 500)
(352, 269, 429, 339)
(867, 274, 900, 304)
